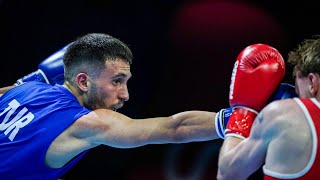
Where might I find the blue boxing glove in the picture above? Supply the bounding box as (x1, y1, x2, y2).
(267, 83, 297, 102)
(14, 43, 71, 86)
(215, 83, 297, 139)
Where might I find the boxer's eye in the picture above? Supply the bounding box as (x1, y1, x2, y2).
(112, 79, 122, 86)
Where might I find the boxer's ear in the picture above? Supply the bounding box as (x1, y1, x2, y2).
(308, 73, 320, 96)
(75, 73, 89, 92)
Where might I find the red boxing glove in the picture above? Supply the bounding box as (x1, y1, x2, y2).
(225, 44, 285, 139)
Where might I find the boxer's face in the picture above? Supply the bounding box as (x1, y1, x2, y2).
(84, 59, 131, 110)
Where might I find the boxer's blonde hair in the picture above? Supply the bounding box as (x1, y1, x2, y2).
(288, 35, 320, 78)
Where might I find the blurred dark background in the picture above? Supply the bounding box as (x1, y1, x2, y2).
(0, 0, 318, 179)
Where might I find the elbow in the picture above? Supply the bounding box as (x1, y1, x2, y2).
(217, 168, 234, 180)
(217, 167, 229, 180)
(217, 158, 228, 180)
(217, 159, 248, 180)
(217, 155, 240, 180)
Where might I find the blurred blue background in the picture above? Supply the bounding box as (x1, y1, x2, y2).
(1, 0, 318, 179)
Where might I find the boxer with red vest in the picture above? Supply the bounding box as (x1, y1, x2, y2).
(218, 36, 320, 180)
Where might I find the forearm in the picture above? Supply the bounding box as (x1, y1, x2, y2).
(168, 111, 218, 142)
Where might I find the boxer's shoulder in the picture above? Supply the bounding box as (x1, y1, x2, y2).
(258, 99, 304, 134)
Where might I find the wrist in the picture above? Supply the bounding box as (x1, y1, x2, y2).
(224, 107, 258, 138)
(215, 107, 233, 139)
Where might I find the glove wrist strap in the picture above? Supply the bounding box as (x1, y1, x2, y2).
(225, 107, 257, 138)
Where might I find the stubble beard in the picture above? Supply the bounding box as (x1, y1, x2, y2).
(85, 83, 108, 110)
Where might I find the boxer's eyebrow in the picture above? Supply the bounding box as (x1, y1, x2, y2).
(112, 72, 132, 79)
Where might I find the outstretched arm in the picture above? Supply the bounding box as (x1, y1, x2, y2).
(46, 109, 220, 168)
(78, 109, 219, 148)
